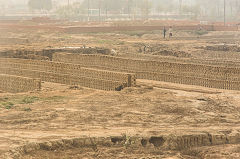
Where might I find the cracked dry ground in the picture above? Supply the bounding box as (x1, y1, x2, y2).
(1, 81, 240, 158)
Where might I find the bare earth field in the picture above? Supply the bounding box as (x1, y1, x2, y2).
(0, 21, 240, 158)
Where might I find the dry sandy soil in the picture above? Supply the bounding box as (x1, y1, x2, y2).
(0, 80, 240, 158)
(1, 21, 240, 158)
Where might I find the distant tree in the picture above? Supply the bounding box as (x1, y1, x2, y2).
(181, 4, 200, 19)
(28, 0, 53, 11)
(154, 0, 176, 15)
(56, 2, 85, 19)
(156, 4, 162, 15)
(81, 0, 134, 14)
(179, 0, 182, 14)
(138, 0, 152, 20)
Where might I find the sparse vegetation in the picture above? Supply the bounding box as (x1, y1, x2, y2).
(23, 107, 32, 112)
(20, 96, 40, 104)
(1, 102, 14, 109)
(0, 95, 66, 110)
(119, 30, 155, 37)
(28, 0, 52, 11)
(195, 30, 208, 35)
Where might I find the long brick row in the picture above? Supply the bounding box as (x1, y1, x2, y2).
(0, 60, 135, 87)
(0, 67, 127, 91)
(0, 58, 136, 91)
(53, 53, 240, 90)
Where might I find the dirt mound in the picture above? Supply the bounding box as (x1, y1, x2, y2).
(3, 132, 240, 159)
(3, 131, 240, 159)
(135, 43, 191, 58)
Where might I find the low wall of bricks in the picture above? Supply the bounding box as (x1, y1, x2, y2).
(0, 74, 41, 93)
(0, 48, 111, 61)
(0, 58, 136, 91)
(53, 53, 240, 90)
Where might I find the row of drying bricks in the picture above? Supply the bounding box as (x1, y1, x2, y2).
(2, 55, 238, 82)
(3, 55, 236, 91)
(1, 55, 240, 91)
(0, 58, 136, 87)
(0, 67, 130, 91)
(0, 74, 41, 93)
(53, 53, 240, 81)
(137, 72, 240, 90)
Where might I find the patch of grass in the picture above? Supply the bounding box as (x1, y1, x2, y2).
(0, 96, 39, 106)
(2, 102, 14, 109)
(0, 95, 66, 110)
(23, 107, 32, 112)
(119, 30, 159, 37)
(20, 96, 65, 103)
(20, 96, 40, 104)
(195, 30, 208, 35)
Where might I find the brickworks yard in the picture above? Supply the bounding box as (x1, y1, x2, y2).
(0, 20, 240, 159)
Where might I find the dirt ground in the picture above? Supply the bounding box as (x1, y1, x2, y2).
(1, 21, 240, 158)
(0, 81, 240, 158)
(21, 144, 240, 159)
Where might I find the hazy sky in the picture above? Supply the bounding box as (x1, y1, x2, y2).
(0, 0, 85, 5)
(0, 0, 28, 5)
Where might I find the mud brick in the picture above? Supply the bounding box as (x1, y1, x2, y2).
(0, 74, 41, 93)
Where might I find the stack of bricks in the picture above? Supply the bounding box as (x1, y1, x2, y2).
(52, 53, 240, 90)
(0, 58, 136, 91)
(0, 74, 41, 93)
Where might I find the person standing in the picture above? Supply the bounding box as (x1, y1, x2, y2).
(169, 26, 173, 38)
(163, 26, 167, 39)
